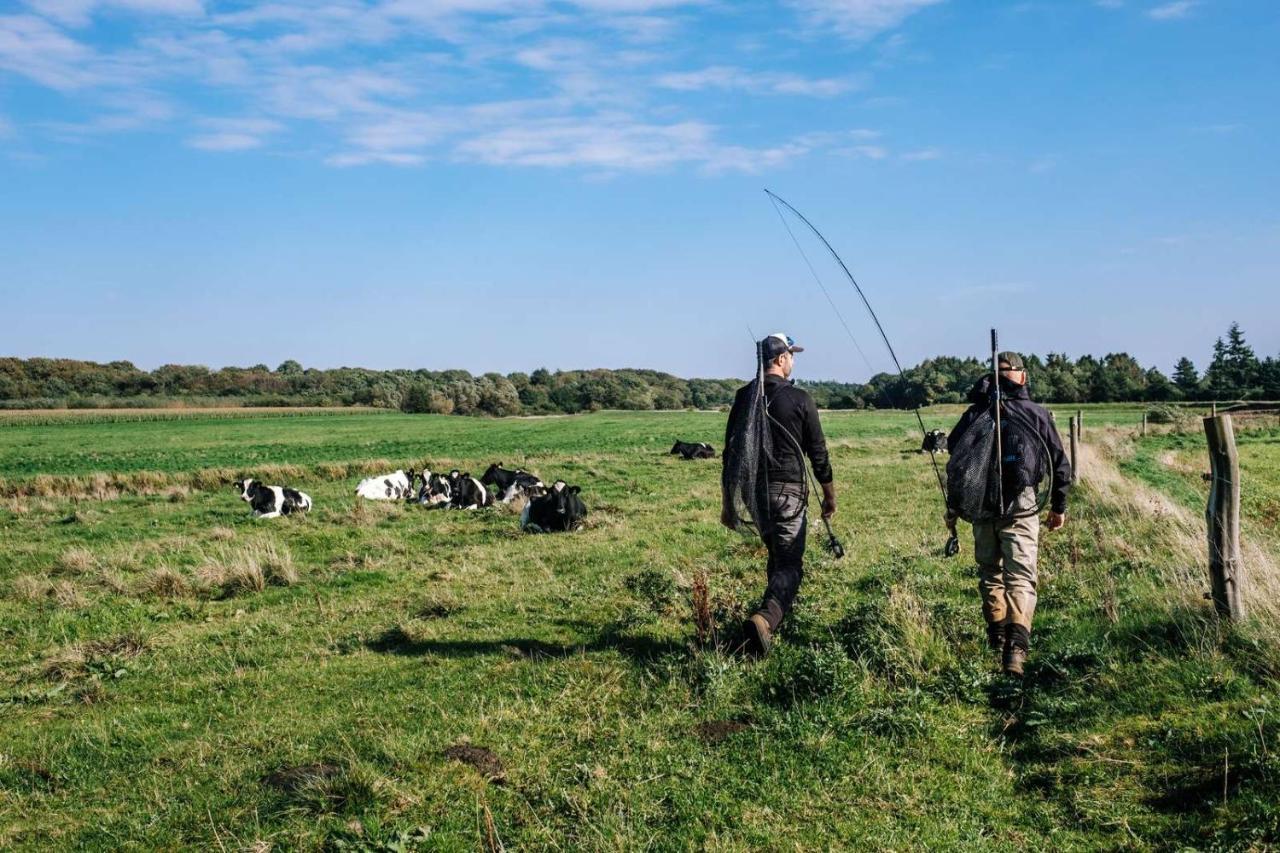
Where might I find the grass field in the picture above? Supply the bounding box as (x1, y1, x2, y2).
(2, 407, 1279, 850)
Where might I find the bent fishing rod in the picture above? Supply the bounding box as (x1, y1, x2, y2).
(763, 189, 957, 557)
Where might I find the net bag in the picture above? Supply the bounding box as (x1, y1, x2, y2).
(721, 346, 774, 533)
(946, 404, 1051, 524)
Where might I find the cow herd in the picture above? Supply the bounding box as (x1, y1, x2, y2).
(233, 439, 719, 531)
(233, 463, 587, 533)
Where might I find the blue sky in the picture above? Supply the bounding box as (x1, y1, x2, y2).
(1, 0, 1277, 381)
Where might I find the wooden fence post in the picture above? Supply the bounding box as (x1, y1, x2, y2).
(1211, 402, 1218, 417)
(1070, 415, 1079, 483)
(1204, 414, 1245, 620)
(1076, 409, 1084, 440)
(1141, 412, 1147, 437)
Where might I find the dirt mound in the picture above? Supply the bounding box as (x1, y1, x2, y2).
(261, 763, 342, 792)
(694, 720, 751, 743)
(443, 744, 505, 782)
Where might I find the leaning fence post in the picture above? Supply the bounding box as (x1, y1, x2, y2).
(1204, 414, 1245, 620)
(1069, 415, 1080, 483)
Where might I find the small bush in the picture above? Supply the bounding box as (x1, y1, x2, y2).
(1147, 404, 1183, 425)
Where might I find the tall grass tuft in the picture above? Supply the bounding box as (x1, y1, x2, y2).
(139, 566, 190, 599)
(56, 546, 97, 576)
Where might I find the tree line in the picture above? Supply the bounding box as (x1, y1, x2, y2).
(3, 323, 1274, 415)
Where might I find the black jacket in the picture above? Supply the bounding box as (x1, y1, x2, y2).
(947, 377, 1072, 514)
(726, 374, 833, 485)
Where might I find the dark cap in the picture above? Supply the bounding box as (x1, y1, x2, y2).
(997, 351, 1025, 371)
(760, 332, 805, 361)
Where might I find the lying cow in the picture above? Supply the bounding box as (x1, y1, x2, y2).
(670, 441, 715, 460)
(356, 469, 416, 500)
(480, 462, 547, 503)
(234, 478, 312, 519)
(438, 470, 493, 510)
(921, 430, 948, 454)
(416, 471, 453, 507)
(520, 481, 586, 533)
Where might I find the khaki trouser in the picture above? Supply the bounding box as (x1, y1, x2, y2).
(973, 487, 1039, 632)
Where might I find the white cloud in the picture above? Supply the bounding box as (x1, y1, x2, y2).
(23, 0, 203, 28)
(186, 116, 281, 151)
(900, 147, 940, 160)
(656, 65, 855, 97)
(2, 0, 912, 175)
(326, 150, 426, 166)
(455, 116, 714, 169)
(787, 0, 945, 41)
(1147, 0, 1195, 20)
(0, 14, 98, 89)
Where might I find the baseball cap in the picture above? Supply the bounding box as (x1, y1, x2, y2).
(997, 351, 1025, 371)
(760, 333, 805, 360)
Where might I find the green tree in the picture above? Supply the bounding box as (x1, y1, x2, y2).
(1206, 322, 1260, 398)
(1172, 357, 1200, 395)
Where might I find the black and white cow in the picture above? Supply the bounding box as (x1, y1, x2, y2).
(921, 430, 948, 454)
(479, 462, 547, 503)
(447, 471, 493, 510)
(356, 469, 415, 500)
(416, 471, 453, 507)
(234, 478, 312, 519)
(520, 481, 587, 533)
(670, 441, 715, 460)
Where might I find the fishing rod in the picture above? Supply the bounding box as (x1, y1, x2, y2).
(991, 328, 1004, 514)
(763, 189, 956, 557)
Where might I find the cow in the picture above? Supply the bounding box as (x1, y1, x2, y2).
(670, 441, 715, 460)
(234, 478, 312, 519)
(445, 470, 493, 510)
(356, 469, 415, 500)
(520, 481, 587, 533)
(921, 430, 948, 454)
(416, 472, 453, 507)
(480, 462, 547, 503)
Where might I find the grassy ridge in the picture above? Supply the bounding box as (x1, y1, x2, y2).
(1, 410, 1277, 849)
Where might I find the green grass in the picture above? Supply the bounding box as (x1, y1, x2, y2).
(2, 409, 1279, 850)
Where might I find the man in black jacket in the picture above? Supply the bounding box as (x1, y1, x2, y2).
(722, 333, 837, 656)
(945, 351, 1072, 676)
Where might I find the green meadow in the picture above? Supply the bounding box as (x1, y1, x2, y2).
(2, 407, 1278, 850)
